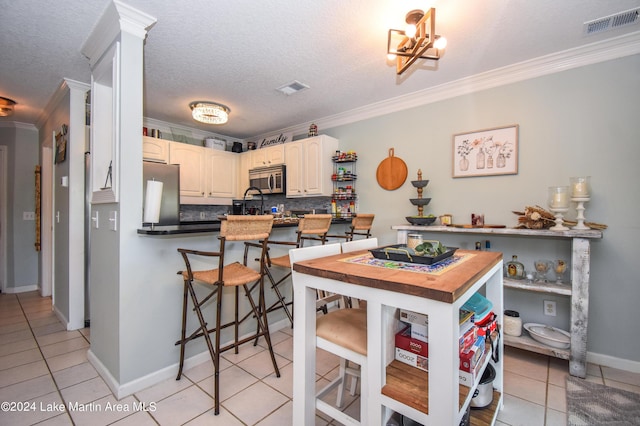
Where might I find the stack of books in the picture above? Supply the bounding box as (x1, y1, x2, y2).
(394, 308, 487, 385)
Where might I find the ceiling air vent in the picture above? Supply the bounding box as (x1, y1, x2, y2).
(276, 80, 310, 96)
(583, 8, 640, 36)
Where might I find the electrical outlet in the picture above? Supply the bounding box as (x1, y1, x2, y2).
(544, 300, 557, 316)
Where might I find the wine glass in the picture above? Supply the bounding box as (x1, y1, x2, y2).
(554, 259, 568, 283)
(534, 260, 553, 282)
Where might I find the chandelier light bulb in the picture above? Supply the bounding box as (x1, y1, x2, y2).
(405, 24, 417, 39)
(434, 36, 447, 50)
(387, 53, 397, 61)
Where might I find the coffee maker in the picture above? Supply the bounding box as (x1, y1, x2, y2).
(232, 200, 244, 215)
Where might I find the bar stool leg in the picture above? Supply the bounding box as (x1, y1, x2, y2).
(176, 279, 189, 380)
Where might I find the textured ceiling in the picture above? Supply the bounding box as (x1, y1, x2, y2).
(1, 0, 639, 139)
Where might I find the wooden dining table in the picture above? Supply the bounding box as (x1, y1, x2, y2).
(291, 248, 504, 425)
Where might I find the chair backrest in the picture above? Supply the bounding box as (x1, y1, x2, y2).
(298, 214, 332, 235)
(341, 237, 379, 253)
(221, 215, 273, 241)
(290, 243, 345, 310)
(351, 213, 374, 231)
(289, 242, 342, 265)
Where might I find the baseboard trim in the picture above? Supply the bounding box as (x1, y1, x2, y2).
(88, 317, 291, 399)
(588, 351, 640, 374)
(3, 284, 38, 294)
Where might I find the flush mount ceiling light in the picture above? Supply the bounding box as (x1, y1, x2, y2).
(189, 101, 230, 125)
(387, 8, 447, 75)
(0, 96, 17, 117)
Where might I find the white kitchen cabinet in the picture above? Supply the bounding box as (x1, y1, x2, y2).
(142, 136, 169, 163)
(250, 144, 285, 168)
(205, 149, 237, 198)
(393, 225, 603, 378)
(285, 135, 338, 198)
(237, 151, 251, 198)
(168, 142, 205, 198)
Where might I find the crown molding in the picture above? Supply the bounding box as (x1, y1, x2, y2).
(267, 30, 640, 139)
(0, 121, 38, 131)
(81, 0, 156, 68)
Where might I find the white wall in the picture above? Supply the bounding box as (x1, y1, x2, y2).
(321, 54, 640, 364)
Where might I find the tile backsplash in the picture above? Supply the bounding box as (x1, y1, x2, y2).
(180, 196, 334, 222)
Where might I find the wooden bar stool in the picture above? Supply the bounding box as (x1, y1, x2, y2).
(262, 214, 333, 324)
(328, 213, 375, 242)
(175, 215, 280, 415)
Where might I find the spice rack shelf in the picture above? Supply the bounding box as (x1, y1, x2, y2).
(392, 224, 603, 378)
(331, 152, 357, 217)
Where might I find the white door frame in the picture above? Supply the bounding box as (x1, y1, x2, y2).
(41, 145, 53, 297)
(0, 146, 7, 293)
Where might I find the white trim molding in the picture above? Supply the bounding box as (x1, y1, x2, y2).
(256, 30, 640, 140)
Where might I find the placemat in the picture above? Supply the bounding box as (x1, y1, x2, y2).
(341, 252, 474, 276)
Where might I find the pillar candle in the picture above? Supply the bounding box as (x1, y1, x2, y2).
(571, 178, 589, 197)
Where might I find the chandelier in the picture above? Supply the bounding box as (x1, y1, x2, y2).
(0, 97, 17, 117)
(189, 101, 230, 125)
(387, 8, 447, 75)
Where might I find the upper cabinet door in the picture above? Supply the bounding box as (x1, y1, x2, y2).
(143, 136, 168, 163)
(284, 142, 304, 197)
(169, 142, 205, 197)
(206, 150, 237, 198)
(250, 145, 285, 168)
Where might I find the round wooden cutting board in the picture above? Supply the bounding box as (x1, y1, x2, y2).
(376, 148, 408, 190)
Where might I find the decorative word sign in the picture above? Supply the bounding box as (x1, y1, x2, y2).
(257, 132, 293, 149)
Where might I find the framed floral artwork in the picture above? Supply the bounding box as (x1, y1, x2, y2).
(452, 124, 519, 178)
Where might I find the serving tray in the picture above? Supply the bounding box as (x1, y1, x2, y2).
(369, 244, 458, 265)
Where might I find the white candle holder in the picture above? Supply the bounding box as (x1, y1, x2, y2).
(571, 196, 590, 230)
(549, 207, 570, 231)
(548, 186, 570, 230)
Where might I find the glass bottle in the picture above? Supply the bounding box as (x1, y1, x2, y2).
(505, 255, 525, 280)
(476, 148, 485, 169)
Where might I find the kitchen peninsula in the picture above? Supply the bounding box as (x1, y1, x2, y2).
(137, 216, 352, 235)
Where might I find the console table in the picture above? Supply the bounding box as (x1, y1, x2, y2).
(393, 225, 603, 378)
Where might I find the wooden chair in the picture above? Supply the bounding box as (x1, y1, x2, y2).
(334, 237, 378, 409)
(328, 213, 375, 242)
(175, 215, 280, 415)
(262, 214, 334, 324)
(290, 242, 367, 425)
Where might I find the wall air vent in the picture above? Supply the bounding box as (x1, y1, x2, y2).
(583, 8, 640, 36)
(276, 80, 310, 96)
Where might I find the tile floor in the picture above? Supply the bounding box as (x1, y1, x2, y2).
(2, 291, 639, 426)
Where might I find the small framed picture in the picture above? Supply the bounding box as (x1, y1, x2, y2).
(54, 130, 67, 164)
(452, 125, 519, 178)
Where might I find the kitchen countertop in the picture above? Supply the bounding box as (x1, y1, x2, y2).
(137, 217, 351, 236)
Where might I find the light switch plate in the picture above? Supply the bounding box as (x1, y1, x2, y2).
(109, 211, 117, 231)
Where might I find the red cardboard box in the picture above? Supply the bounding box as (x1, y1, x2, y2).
(395, 326, 428, 357)
(460, 335, 485, 372)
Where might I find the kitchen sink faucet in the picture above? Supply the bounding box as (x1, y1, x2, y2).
(243, 186, 264, 215)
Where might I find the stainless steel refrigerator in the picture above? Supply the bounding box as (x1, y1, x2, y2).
(142, 161, 181, 225)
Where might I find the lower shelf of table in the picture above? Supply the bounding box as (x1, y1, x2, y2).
(504, 334, 570, 360)
(382, 360, 501, 425)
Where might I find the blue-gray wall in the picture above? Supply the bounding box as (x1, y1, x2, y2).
(320, 54, 640, 364)
(0, 125, 39, 292)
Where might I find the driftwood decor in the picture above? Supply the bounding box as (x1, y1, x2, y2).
(35, 165, 41, 251)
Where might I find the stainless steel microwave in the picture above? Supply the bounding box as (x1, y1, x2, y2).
(248, 165, 286, 194)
